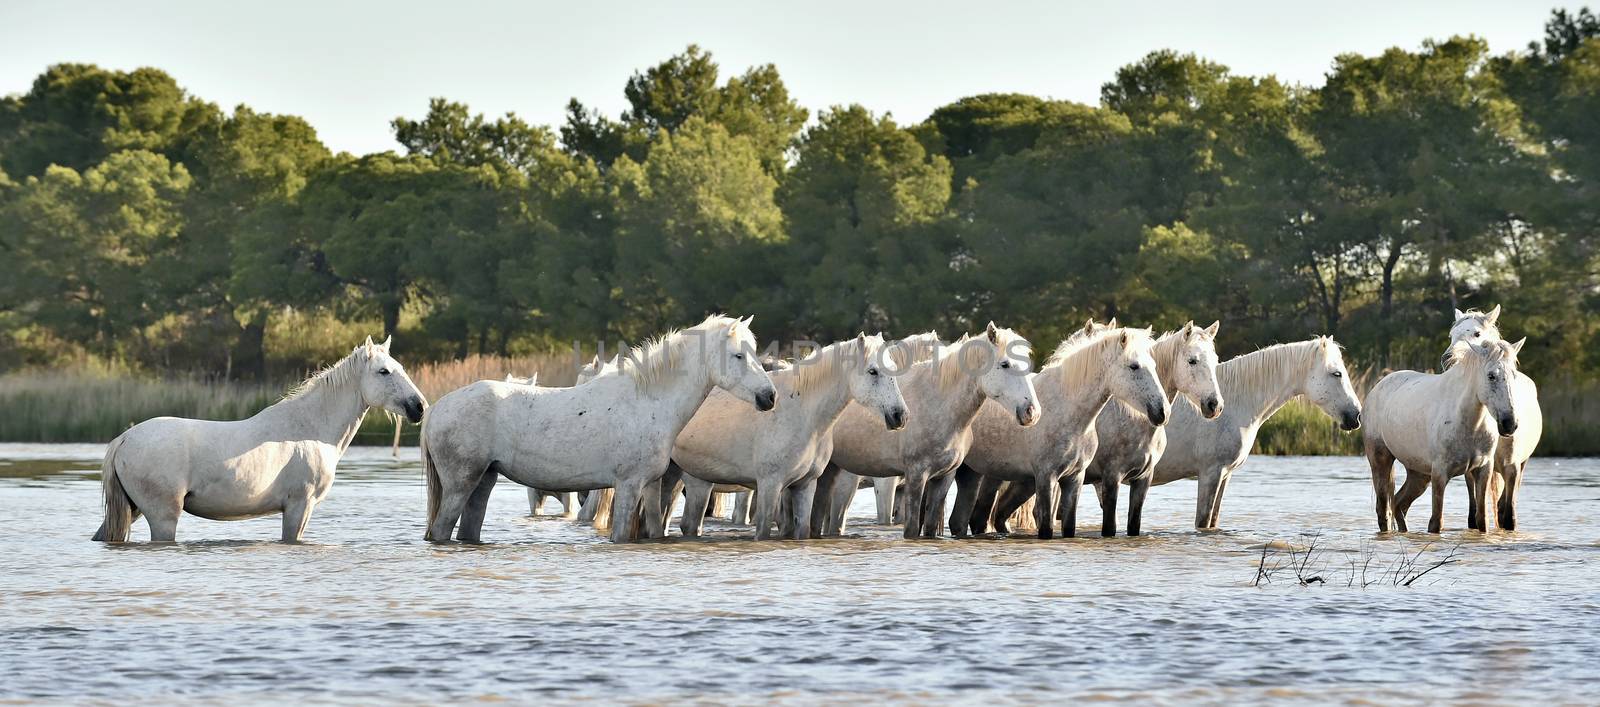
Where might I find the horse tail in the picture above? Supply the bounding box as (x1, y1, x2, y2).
(95, 433, 132, 542)
(421, 424, 441, 541)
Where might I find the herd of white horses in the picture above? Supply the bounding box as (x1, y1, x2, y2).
(91, 306, 1539, 544)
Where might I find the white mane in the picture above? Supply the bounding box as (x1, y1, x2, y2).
(791, 335, 881, 395)
(1217, 338, 1336, 391)
(283, 346, 374, 401)
(617, 314, 749, 393)
(933, 327, 1030, 391)
(1042, 326, 1151, 385)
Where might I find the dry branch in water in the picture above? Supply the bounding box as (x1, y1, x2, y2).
(1251, 536, 1461, 588)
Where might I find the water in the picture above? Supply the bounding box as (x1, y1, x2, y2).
(2, 444, 1598, 704)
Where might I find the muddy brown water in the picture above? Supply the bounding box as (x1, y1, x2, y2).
(2, 444, 1597, 704)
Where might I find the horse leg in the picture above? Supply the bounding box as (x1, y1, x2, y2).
(528, 488, 543, 516)
(1474, 462, 1495, 533)
(948, 465, 979, 539)
(1206, 470, 1233, 529)
(1366, 442, 1397, 532)
(810, 464, 840, 536)
(558, 492, 579, 520)
(1464, 467, 1484, 531)
(920, 472, 955, 538)
(608, 477, 645, 544)
(732, 491, 753, 525)
(637, 476, 667, 540)
(971, 475, 1003, 536)
(1032, 474, 1062, 540)
(1098, 468, 1120, 538)
(827, 468, 860, 535)
(787, 476, 819, 540)
(993, 480, 1032, 535)
(900, 469, 929, 539)
(1393, 470, 1428, 533)
(281, 497, 314, 543)
(707, 491, 727, 520)
(1059, 470, 1085, 538)
(656, 463, 685, 533)
(752, 480, 783, 541)
(1427, 468, 1450, 534)
(1195, 466, 1223, 530)
(457, 469, 501, 543)
(1498, 462, 1524, 531)
(1127, 472, 1151, 537)
(873, 476, 898, 525)
(679, 477, 714, 537)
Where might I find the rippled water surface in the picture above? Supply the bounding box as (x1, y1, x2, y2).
(2, 444, 1598, 704)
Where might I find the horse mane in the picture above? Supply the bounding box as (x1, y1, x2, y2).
(283, 346, 371, 401)
(934, 327, 1031, 391)
(791, 335, 882, 395)
(1042, 327, 1152, 385)
(1217, 338, 1336, 390)
(618, 314, 748, 394)
(886, 331, 942, 371)
(1443, 338, 1517, 369)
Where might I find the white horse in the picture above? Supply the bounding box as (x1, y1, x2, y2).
(1151, 337, 1363, 529)
(671, 334, 908, 539)
(422, 315, 776, 543)
(953, 325, 1171, 539)
(1438, 306, 1542, 531)
(1365, 338, 1525, 533)
(814, 323, 1040, 539)
(94, 337, 426, 542)
(959, 320, 1225, 538)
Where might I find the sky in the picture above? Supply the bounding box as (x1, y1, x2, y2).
(0, 1, 1563, 156)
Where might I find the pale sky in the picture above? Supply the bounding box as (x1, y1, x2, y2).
(0, 1, 1562, 155)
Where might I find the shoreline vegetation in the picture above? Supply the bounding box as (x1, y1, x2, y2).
(3, 355, 1591, 455)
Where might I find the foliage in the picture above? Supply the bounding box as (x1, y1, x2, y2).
(5, 19, 1600, 455)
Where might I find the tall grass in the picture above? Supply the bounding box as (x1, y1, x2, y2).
(0, 351, 584, 445)
(2, 355, 1596, 455)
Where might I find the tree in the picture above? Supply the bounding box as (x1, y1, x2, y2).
(610, 117, 784, 335)
(782, 105, 954, 338)
(0, 150, 192, 355)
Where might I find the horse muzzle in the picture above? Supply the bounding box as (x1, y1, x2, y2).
(1203, 395, 1223, 419)
(1340, 410, 1361, 431)
(884, 407, 908, 430)
(1498, 416, 1518, 436)
(1015, 403, 1039, 427)
(1146, 404, 1168, 427)
(403, 397, 426, 424)
(755, 389, 777, 412)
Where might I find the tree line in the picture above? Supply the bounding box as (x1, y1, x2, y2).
(3, 8, 1599, 383)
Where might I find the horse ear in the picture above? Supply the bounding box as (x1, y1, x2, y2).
(1510, 337, 1526, 355)
(986, 321, 999, 344)
(1119, 331, 1130, 347)
(1107, 317, 1117, 329)
(380, 335, 392, 352)
(1205, 321, 1220, 337)
(1183, 321, 1195, 338)
(1454, 307, 1467, 321)
(1486, 305, 1501, 326)
(363, 336, 375, 354)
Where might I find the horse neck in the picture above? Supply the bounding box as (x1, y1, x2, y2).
(266, 379, 369, 452)
(908, 355, 988, 435)
(1218, 346, 1311, 428)
(1035, 355, 1113, 438)
(1442, 362, 1490, 425)
(1152, 333, 1185, 400)
(640, 354, 718, 432)
(784, 364, 855, 432)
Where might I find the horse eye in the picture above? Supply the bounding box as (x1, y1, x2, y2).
(1000, 360, 1011, 369)
(733, 353, 745, 360)
(1331, 371, 1343, 378)
(1128, 363, 1141, 371)
(1188, 357, 1198, 365)
(1488, 373, 1498, 381)
(867, 368, 879, 376)
(378, 368, 391, 376)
